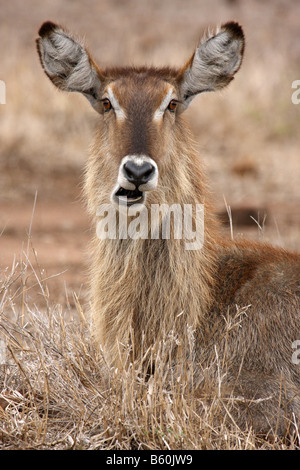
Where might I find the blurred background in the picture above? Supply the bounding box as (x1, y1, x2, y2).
(0, 0, 299, 307)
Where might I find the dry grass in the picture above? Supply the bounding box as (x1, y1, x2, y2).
(1, 0, 300, 451)
(1, 245, 299, 450)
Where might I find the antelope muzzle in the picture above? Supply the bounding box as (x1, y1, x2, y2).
(112, 155, 158, 207)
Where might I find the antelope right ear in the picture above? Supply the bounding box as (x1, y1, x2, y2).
(177, 22, 245, 110)
(36, 21, 105, 112)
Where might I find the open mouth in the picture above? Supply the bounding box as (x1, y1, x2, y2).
(114, 187, 144, 206)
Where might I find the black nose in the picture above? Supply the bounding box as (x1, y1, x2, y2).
(123, 161, 155, 187)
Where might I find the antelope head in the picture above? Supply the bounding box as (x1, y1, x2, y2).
(37, 21, 244, 210)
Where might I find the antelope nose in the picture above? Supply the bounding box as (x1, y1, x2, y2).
(123, 161, 155, 187)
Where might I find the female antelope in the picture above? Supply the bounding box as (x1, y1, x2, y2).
(37, 21, 300, 436)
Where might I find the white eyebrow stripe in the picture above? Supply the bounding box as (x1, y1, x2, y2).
(153, 88, 174, 121)
(107, 87, 126, 120)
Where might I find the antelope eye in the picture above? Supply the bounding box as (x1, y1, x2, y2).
(102, 98, 112, 112)
(167, 100, 177, 112)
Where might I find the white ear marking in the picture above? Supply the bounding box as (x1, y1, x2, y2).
(179, 22, 244, 109)
(37, 22, 103, 112)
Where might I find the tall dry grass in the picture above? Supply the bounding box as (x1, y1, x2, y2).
(1, 239, 299, 450)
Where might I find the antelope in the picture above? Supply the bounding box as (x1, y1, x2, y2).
(37, 21, 300, 436)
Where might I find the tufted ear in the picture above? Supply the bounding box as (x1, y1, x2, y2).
(36, 21, 105, 112)
(177, 22, 245, 109)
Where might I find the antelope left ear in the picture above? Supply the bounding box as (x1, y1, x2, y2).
(36, 21, 105, 112)
(177, 22, 245, 110)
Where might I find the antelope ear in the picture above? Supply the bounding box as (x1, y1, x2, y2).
(36, 21, 104, 112)
(177, 22, 245, 109)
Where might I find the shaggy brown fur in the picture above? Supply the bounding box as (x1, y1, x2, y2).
(85, 121, 220, 366)
(37, 21, 300, 436)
